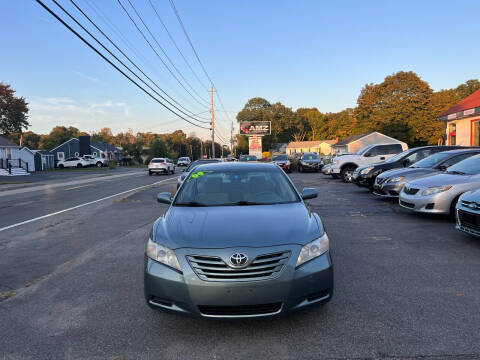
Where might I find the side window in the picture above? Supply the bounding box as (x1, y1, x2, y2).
(441, 153, 475, 167)
(416, 149, 435, 162)
(57, 152, 65, 161)
(387, 144, 402, 154)
(377, 145, 391, 156)
(365, 146, 378, 157)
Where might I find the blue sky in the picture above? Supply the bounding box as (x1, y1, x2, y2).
(2, 0, 480, 143)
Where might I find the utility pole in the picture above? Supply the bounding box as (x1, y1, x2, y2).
(210, 86, 215, 159)
(230, 122, 234, 156)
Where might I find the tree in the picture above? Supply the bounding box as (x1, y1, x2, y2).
(92, 127, 114, 144)
(151, 138, 168, 158)
(38, 126, 86, 150)
(0, 83, 29, 135)
(355, 71, 438, 145)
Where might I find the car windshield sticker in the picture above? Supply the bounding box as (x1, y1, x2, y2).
(308, 156, 313, 160)
(187, 170, 213, 182)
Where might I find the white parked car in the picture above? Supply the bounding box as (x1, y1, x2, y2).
(177, 157, 191, 167)
(57, 157, 90, 169)
(148, 158, 175, 175)
(330, 143, 407, 182)
(82, 155, 108, 167)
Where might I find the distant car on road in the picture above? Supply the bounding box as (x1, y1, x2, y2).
(456, 189, 480, 237)
(373, 148, 480, 197)
(145, 162, 333, 318)
(239, 155, 258, 162)
(57, 157, 90, 168)
(298, 153, 323, 173)
(399, 155, 480, 215)
(353, 145, 463, 189)
(82, 154, 108, 167)
(331, 143, 406, 182)
(148, 158, 175, 176)
(177, 157, 191, 167)
(177, 158, 222, 188)
(271, 154, 291, 173)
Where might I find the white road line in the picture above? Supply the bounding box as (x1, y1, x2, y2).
(0, 177, 176, 233)
(65, 184, 92, 191)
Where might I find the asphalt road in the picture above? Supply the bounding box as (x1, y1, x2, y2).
(1, 170, 479, 359)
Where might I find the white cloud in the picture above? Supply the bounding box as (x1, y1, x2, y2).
(74, 71, 100, 83)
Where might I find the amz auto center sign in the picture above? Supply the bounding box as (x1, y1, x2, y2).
(239, 121, 271, 136)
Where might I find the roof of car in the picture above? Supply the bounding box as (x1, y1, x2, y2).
(192, 162, 276, 171)
(435, 148, 480, 154)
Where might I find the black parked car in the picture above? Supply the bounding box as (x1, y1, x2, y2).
(298, 153, 323, 172)
(352, 145, 465, 189)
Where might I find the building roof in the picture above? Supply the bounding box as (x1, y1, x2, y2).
(287, 140, 337, 149)
(440, 89, 480, 117)
(90, 141, 118, 152)
(333, 133, 369, 146)
(0, 135, 19, 147)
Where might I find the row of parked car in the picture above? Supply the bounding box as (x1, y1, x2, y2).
(320, 143, 480, 237)
(57, 154, 109, 168)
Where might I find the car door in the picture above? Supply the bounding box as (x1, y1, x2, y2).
(363, 145, 384, 164)
(64, 157, 75, 167)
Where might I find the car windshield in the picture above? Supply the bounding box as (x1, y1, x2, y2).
(385, 149, 413, 163)
(301, 153, 319, 160)
(273, 155, 287, 161)
(446, 155, 480, 175)
(357, 145, 373, 155)
(410, 152, 452, 168)
(239, 155, 257, 161)
(179, 157, 188, 161)
(186, 160, 219, 171)
(174, 167, 300, 206)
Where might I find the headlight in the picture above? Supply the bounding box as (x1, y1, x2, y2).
(360, 166, 374, 175)
(296, 233, 329, 267)
(421, 186, 452, 196)
(388, 176, 404, 183)
(146, 238, 181, 271)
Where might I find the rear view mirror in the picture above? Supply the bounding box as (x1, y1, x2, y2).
(301, 188, 318, 200)
(157, 192, 172, 204)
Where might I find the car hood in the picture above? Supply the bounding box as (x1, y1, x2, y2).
(153, 203, 322, 249)
(407, 173, 480, 187)
(378, 167, 436, 180)
(300, 159, 322, 164)
(459, 189, 480, 203)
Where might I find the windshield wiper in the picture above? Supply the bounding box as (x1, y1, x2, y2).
(447, 170, 466, 175)
(174, 201, 208, 207)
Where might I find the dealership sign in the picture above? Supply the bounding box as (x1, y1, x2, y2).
(248, 135, 263, 158)
(240, 121, 271, 136)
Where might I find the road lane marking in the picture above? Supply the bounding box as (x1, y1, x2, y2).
(65, 184, 93, 191)
(0, 177, 176, 233)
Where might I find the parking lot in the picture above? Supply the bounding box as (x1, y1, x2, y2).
(1, 170, 479, 359)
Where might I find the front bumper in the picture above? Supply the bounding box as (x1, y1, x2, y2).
(144, 245, 333, 318)
(456, 204, 480, 237)
(373, 181, 404, 198)
(398, 190, 452, 214)
(299, 162, 322, 171)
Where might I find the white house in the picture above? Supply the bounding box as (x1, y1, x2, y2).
(331, 132, 407, 154)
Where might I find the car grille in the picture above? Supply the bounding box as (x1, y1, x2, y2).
(458, 210, 480, 232)
(376, 177, 387, 185)
(461, 200, 480, 210)
(400, 200, 415, 209)
(198, 302, 282, 316)
(403, 187, 419, 195)
(187, 251, 290, 282)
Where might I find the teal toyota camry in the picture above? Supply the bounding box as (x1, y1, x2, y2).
(144, 162, 333, 318)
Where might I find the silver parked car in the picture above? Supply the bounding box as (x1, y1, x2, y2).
(399, 155, 480, 215)
(145, 162, 333, 318)
(374, 149, 480, 198)
(456, 189, 480, 236)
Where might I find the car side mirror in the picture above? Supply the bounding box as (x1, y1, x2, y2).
(403, 159, 410, 167)
(157, 192, 172, 204)
(301, 188, 318, 200)
(437, 165, 447, 171)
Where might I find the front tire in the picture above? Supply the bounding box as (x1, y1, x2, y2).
(77, 163, 83, 168)
(96, 162, 103, 167)
(58, 164, 64, 169)
(340, 166, 355, 183)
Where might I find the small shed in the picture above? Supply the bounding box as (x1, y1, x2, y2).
(33, 150, 55, 170)
(286, 140, 338, 155)
(332, 132, 407, 154)
(19, 147, 35, 172)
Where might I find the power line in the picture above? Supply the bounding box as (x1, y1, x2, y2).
(34, 0, 210, 130)
(168, 0, 234, 126)
(125, 0, 210, 106)
(67, 0, 210, 123)
(116, 0, 209, 109)
(147, 0, 209, 93)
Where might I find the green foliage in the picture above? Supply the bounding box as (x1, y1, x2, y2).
(237, 73, 480, 148)
(151, 138, 168, 158)
(0, 83, 29, 135)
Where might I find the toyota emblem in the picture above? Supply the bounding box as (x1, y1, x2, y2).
(229, 253, 248, 267)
